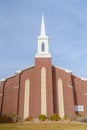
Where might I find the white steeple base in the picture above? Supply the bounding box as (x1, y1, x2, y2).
(35, 53, 51, 58)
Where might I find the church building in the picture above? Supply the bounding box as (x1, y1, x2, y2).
(0, 15, 87, 119)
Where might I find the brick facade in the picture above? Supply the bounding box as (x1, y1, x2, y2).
(0, 57, 87, 119)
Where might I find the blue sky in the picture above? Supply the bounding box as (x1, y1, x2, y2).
(0, 0, 87, 79)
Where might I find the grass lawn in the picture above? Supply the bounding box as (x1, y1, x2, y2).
(0, 122, 87, 130)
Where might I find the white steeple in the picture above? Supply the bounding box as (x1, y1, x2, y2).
(35, 14, 51, 58)
(40, 13, 46, 37)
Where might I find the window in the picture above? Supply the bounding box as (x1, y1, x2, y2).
(24, 79, 30, 118)
(41, 42, 45, 52)
(57, 79, 64, 118)
(41, 67, 46, 115)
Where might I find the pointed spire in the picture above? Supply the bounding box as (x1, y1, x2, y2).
(40, 13, 46, 37)
(35, 13, 51, 58)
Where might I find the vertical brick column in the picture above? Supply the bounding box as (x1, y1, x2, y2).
(35, 57, 53, 116)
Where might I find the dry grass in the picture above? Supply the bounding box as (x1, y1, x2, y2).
(0, 122, 87, 130)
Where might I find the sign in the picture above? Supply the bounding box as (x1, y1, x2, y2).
(75, 105, 84, 112)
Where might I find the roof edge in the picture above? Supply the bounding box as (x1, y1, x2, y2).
(0, 65, 35, 81)
(53, 65, 72, 73)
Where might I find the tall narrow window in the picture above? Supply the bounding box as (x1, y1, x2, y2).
(41, 42, 45, 52)
(24, 79, 30, 119)
(41, 67, 46, 115)
(57, 79, 64, 118)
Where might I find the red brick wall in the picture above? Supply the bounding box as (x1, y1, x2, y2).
(0, 56, 53, 119)
(0, 82, 4, 114)
(35, 58, 53, 117)
(52, 66, 75, 116)
(72, 76, 87, 115)
(18, 57, 53, 118)
(2, 75, 19, 115)
(0, 60, 87, 119)
(18, 66, 38, 119)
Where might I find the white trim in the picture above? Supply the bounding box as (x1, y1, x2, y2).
(35, 54, 51, 58)
(55, 65, 87, 79)
(81, 77, 87, 81)
(15, 65, 34, 73)
(73, 74, 87, 81)
(38, 36, 49, 39)
(14, 86, 19, 89)
(0, 78, 6, 82)
(0, 65, 34, 82)
(15, 70, 22, 74)
(0, 94, 3, 96)
(68, 85, 73, 88)
(3, 74, 15, 80)
(55, 65, 72, 73)
(65, 69, 72, 73)
(84, 93, 87, 96)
